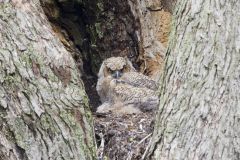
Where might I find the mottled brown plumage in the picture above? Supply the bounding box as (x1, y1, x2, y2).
(96, 57, 159, 114)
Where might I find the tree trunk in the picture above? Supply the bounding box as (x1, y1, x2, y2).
(0, 1, 96, 160)
(146, 0, 240, 159)
(39, 0, 172, 109)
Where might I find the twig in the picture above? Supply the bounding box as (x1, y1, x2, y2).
(136, 133, 152, 146)
(97, 133, 105, 160)
(141, 136, 153, 160)
(126, 142, 134, 160)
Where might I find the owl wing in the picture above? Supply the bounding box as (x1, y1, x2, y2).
(96, 76, 113, 103)
(120, 72, 158, 91)
(110, 81, 159, 111)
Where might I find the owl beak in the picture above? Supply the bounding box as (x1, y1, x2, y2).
(112, 70, 122, 79)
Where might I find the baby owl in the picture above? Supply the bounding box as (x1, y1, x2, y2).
(96, 57, 159, 114)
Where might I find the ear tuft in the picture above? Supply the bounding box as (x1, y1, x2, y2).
(98, 61, 106, 78)
(125, 57, 136, 72)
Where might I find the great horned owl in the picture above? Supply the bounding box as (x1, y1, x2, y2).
(96, 57, 136, 102)
(96, 56, 159, 114)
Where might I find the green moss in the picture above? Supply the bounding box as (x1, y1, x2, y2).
(3, 74, 21, 91)
(60, 109, 77, 126)
(0, 121, 15, 143)
(95, 22, 103, 39)
(13, 117, 29, 149)
(97, 2, 104, 12)
(46, 68, 59, 82)
(0, 3, 14, 21)
(19, 51, 32, 68)
(19, 46, 45, 70)
(40, 114, 52, 130)
(40, 114, 61, 137)
(21, 48, 56, 82)
(3, 75, 15, 85)
(59, 99, 96, 158)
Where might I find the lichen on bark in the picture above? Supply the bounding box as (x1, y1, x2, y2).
(0, 1, 96, 159)
(146, 0, 240, 159)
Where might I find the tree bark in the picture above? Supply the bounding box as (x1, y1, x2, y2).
(0, 1, 96, 160)
(39, 0, 172, 109)
(146, 0, 240, 159)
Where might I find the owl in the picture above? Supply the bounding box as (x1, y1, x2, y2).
(96, 56, 159, 114)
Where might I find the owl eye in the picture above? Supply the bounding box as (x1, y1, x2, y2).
(108, 68, 114, 73)
(122, 66, 127, 72)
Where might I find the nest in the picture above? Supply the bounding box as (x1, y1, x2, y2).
(94, 112, 155, 160)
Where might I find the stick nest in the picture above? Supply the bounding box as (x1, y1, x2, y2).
(94, 112, 155, 160)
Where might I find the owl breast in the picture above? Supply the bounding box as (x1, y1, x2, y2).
(96, 56, 159, 114)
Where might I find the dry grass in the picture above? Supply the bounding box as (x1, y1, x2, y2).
(94, 111, 155, 160)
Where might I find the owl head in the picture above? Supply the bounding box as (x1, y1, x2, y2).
(98, 57, 136, 79)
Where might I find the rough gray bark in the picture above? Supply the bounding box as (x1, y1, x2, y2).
(146, 0, 240, 159)
(0, 1, 96, 160)
(39, 0, 172, 109)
